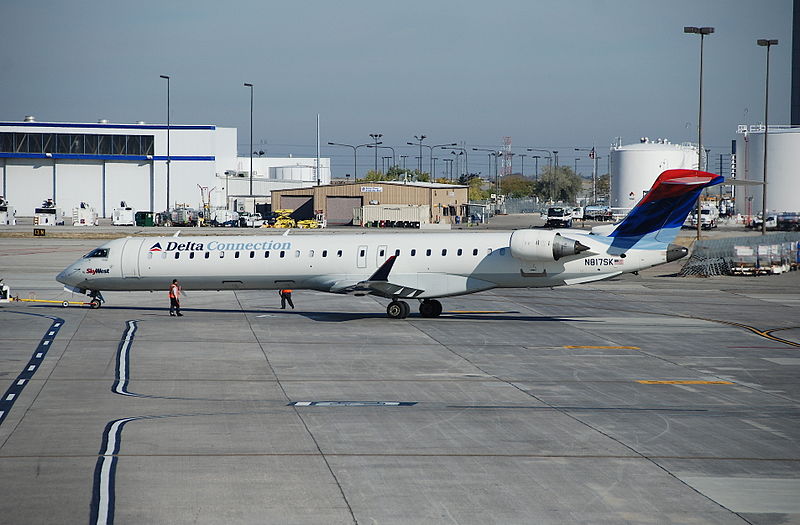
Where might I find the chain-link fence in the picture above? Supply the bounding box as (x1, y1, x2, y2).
(679, 232, 800, 277)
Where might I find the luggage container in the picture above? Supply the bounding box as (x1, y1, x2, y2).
(0, 201, 15, 225)
(112, 202, 135, 226)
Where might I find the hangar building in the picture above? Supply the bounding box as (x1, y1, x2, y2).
(272, 181, 469, 226)
(0, 118, 330, 216)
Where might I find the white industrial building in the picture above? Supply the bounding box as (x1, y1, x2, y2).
(0, 117, 330, 216)
(609, 138, 698, 210)
(734, 125, 800, 217)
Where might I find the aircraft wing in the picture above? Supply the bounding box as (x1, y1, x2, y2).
(327, 256, 426, 298)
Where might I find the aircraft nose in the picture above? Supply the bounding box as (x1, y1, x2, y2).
(56, 266, 81, 286)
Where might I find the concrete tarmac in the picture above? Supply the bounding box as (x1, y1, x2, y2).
(0, 235, 798, 524)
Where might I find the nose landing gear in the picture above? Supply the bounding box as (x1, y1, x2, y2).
(87, 290, 105, 309)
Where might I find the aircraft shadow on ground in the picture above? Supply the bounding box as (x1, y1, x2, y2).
(27, 304, 597, 323)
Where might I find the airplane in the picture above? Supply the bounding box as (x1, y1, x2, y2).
(57, 169, 722, 319)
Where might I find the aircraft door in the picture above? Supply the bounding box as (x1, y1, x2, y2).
(357, 245, 368, 269)
(376, 245, 387, 266)
(120, 238, 145, 278)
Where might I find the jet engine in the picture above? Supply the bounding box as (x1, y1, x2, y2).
(509, 229, 591, 262)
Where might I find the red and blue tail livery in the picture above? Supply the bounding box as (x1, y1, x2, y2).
(608, 169, 723, 246)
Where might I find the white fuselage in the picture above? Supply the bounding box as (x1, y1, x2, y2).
(57, 230, 669, 299)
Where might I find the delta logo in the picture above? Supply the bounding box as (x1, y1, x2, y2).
(149, 243, 163, 252)
(86, 268, 110, 275)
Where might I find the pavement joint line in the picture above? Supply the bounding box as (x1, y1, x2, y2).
(636, 380, 736, 385)
(4, 453, 798, 461)
(564, 345, 640, 349)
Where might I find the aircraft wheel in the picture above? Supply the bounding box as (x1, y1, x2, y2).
(387, 300, 409, 319)
(419, 300, 442, 318)
(89, 299, 101, 309)
(62, 301, 69, 308)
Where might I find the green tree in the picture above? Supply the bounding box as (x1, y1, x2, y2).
(595, 173, 610, 201)
(534, 166, 584, 203)
(467, 176, 491, 201)
(500, 174, 535, 197)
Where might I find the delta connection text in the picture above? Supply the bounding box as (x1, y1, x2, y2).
(150, 239, 293, 253)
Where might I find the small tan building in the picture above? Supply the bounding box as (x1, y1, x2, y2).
(272, 181, 469, 226)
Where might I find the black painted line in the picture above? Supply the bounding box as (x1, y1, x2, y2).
(0, 312, 64, 426)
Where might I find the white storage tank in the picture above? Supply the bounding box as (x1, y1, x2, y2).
(734, 126, 800, 216)
(610, 139, 698, 209)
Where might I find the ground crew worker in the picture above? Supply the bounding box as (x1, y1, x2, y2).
(279, 289, 294, 310)
(169, 279, 183, 316)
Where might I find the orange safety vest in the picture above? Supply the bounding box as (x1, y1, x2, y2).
(280, 289, 292, 294)
(169, 284, 179, 298)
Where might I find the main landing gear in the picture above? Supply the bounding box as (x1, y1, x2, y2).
(385, 299, 443, 319)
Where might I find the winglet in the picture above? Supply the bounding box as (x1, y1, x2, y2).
(368, 255, 397, 282)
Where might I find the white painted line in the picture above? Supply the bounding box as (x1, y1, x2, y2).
(0, 411, 4, 419)
(295, 401, 312, 406)
(35, 353, 43, 359)
(5, 394, 15, 401)
(54, 323, 61, 327)
(48, 331, 55, 335)
(16, 379, 26, 386)
(42, 340, 50, 346)
(27, 365, 36, 372)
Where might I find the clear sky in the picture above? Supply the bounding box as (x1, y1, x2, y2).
(1, 0, 793, 177)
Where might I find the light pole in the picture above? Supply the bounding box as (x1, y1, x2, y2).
(159, 75, 170, 210)
(684, 25, 714, 240)
(758, 38, 778, 235)
(367, 144, 395, 168)
(400, 155, 408, 170)
(244, 83, 254, 196)
(531, 155, 541, 180)
(443, 158, 453, 181)
(328, 141, 375, 181)
(518, 153, 527, 176)
(369, 133, 383, 173)
(414, 135, 426, 173)
(431, 143, 457, 176)
(575, 147, 598, 203)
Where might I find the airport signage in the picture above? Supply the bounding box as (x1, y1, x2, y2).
(33, 228, 45, 237)
(360, 186, 383, 192)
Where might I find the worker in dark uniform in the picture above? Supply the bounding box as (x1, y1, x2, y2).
(169, 279, 183, 316)
(279, 289, 294, 309)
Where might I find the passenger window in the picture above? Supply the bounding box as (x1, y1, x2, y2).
(359, 249, 365, 257)
(426, 249, 431, 256)
(309, 250, 315, 257)
(234, 251, 240, 259)
(395, 249, 400, 256)
(472, 248, 478, 256)
(441, 249, 447, 256)
(499, 248, 506, 256)
(295, 250, 300, 258)
(264, 251, 270, 258)
(205, 252, 210, 259)
(147, 252, 153, 260)
(411, 249, 416, 256)
(457, 248, 462, 256)
(189, 252, 195, 259)
(174, 252, 180, 259)
(161, 253, 167, 259)
(220, 251, 225, 258)
(280, 251, 285, 258)
(249, 251, 255, 258)
(379, 249, 385, 257)
(337, 250, 342, 257)
(322, 250, 327, 257)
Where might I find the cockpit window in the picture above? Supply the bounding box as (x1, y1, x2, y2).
(84, 248, 109, 258)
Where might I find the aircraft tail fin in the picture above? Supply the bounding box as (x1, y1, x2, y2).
(607, 169, 723, 247)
